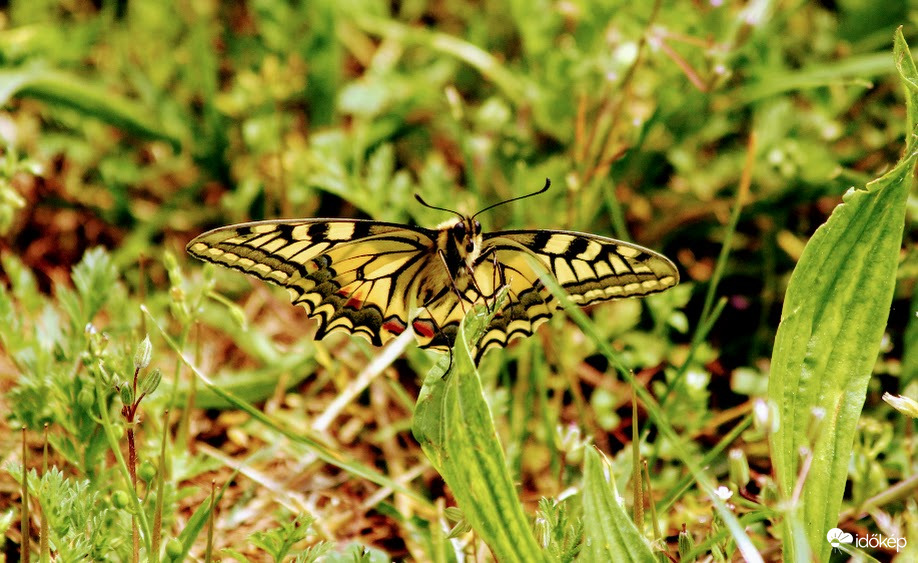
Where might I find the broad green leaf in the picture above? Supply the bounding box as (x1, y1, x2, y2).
(769, 28, 915, 562)
(579, 448, 655, 563)
(413, 309, 546, 563)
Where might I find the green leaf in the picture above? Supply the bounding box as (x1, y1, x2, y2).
(579, 448, 655, 562)
(768, 28, 915, 562)
(0, 67, 182, 150)
(412, 310, 547, 563)
(71, 247, 118, 325)
(174, 473, 239, 562)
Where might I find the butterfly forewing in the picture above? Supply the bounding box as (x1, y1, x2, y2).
(483, 230, 679, 302)
(469, 230, 680, 358)
(186, 219, 439, 346)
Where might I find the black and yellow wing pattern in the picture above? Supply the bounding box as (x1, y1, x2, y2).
(187, 219, 440, 346)
(472, 230, 679, 357)
(187, 216, 679, 361)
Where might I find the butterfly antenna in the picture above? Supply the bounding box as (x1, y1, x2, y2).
(414, 194, 464, 220)
(472, 178, 551, 219)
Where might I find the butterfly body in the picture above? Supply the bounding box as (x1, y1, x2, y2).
(187, 184, 679, 361)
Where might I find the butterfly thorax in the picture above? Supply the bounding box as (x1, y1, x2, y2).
(422, 216, 483, 301)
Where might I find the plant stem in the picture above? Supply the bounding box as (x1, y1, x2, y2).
(21, 426, 30, 563)
(128, 424, 139, 562)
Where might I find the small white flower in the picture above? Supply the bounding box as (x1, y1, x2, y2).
(714, 486, 733, 501)
(686, 369, 708, 391)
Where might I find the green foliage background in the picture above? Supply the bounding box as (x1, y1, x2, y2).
(0, 0, 914, 560)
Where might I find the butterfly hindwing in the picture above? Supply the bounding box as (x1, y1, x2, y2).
(186, 219, 438, 346)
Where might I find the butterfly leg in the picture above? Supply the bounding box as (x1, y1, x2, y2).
(469, 246, 499, 313)
(437, 249, 471, 315)
(492, 250, 510, 308)
(465, 268, 492, 313)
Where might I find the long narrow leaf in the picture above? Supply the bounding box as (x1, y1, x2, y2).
(769, 28, 915, 562)
(580, 448, 655, 562)
(413, 310, 546, 563)
(0, 67, 182, 149)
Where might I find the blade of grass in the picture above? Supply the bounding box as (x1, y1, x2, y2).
(143, 306, 433, 509)
(174, 471, 240, 563)
(645, 134, 753, 443)
(530, 255, 763, 562)
(657, 413, 756, 512)
(736, 51, 895, 102)
(352, 16, 533, 110)
(0, 67, 182, 150)
(21, 427, 30, 563)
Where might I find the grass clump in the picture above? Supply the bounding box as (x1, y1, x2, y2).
(0, 1, 915, 560)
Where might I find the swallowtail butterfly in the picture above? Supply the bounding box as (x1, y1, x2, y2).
(186, 180, 679, 362)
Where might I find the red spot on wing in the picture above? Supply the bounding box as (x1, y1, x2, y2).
(382, 319, 406, 335)
(346, 296, 363, 309)
(412, 319, 436, 338)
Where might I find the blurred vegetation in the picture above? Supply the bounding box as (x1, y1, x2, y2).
(0, 0, 915, 561)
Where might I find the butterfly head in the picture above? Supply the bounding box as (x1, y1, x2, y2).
(431, 215, 483, 271)
(415, 178, 551, 268)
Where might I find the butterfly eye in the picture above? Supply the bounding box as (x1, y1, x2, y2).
(453, 222, 466, 237)
(473, 220, 481, 235)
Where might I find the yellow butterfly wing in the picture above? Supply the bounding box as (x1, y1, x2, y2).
(472, 230, 680, 359)
(186, 219, 439, 346)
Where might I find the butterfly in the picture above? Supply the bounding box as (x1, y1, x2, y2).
(186, 180, 679, 362)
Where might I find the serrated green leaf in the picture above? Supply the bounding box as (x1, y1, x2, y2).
(579, 448, 655, 563)
(71, 247, 118, 324)
(768, 28, 915, 562)
(412, 310, 546, 563)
